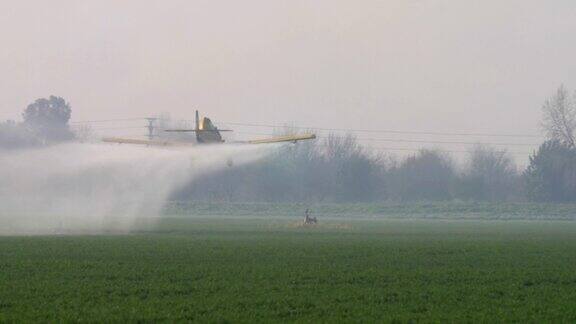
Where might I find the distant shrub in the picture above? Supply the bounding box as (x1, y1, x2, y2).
(22, 96, 74, 143)
(0, 120, 39, 149)
(524, 140, 576, 202)
(457, 145, 519, 202)
(388, 150, 456, 201)
(0, 96, 75, 150)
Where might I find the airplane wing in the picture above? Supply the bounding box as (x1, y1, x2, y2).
(101, 111, 316, 147)
(243, 133, 317, 144)
(102, 137, 194, 147)
(103, 134, 316, 146)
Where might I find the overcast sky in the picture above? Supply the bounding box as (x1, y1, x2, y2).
(1, 0, 575, 157)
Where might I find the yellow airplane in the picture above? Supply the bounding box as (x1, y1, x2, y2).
(103, 111, 316, 146)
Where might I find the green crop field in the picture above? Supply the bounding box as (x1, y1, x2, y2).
(2, 215, 576, 322)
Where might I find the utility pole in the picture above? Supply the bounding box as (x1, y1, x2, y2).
(146, 118, 157, 140)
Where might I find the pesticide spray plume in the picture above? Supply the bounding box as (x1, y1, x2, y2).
(0, 142, 277, 235)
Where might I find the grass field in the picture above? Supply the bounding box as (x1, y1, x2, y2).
(2, 216, 576, 322)
(164, 201, 576, 220)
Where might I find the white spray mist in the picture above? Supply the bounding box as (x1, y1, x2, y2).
(0, 142, 275, 235)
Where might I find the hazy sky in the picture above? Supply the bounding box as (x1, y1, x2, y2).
(2, 0, 576, 156)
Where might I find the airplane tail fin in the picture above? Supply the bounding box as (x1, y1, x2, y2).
(195, 110, 224, 143)
(163, 110, 230, 143)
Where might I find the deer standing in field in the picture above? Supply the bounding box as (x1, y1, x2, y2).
(304, 209, 317, 225)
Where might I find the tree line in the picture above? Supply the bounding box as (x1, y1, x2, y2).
(174, 85, 576, 203)
(2, 87, 576, 203)
(174, 134, 576, 203)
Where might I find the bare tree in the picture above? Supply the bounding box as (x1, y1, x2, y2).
(541, 85, 576, 148)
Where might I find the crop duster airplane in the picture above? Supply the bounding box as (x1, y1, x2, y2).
(102, 111, 316, 147)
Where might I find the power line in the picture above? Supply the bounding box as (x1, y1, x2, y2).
(226, 121, 542, 138)
(86, 130, 532, 156)
(70, 125, 146, 131)
(314, 143, 532, 156)
(349, 137, 537, 146)
(234, 132, 539, 147)
(68, 117, 542, 138)
(68, 117, 541, 155)
(233, 132, 533, 156)
(70, 118, 145, 124)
